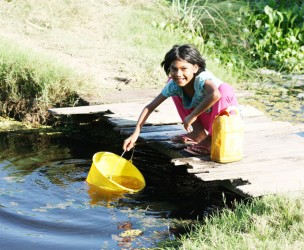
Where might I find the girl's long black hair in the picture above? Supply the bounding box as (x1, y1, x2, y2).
(161, 44, 206, 75)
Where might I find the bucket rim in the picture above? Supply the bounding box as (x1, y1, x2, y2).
(106, 176, 144, 193)
(91, 151, 145, 193)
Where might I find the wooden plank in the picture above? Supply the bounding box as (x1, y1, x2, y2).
(105, 112, 181, 121)
(244, 120, 304, 132)
(243, 115, 272, 124)
(49, 94, 304, 198)
(235, 168, 304, 197)
(239, 105, 265, 117)
(194, 157, 304, 181)
(48, 104, 110, 115)
(143, 123, 300, 196)
(48, 100, 150, 115)
(171, 157, 215, 166)
(108, 118, 181, 127)
(116, 124, 183, 134)
(108, 115, 182, 127)
(194, 161, 304, 197)
(237, 171, 304, 197)
(138, 130, 186, 141)
(48, 100, 263, 118)
(244, 133, 304, 150)
(107, 117, 144, 127)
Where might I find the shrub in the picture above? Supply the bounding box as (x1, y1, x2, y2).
(160, 0, 304, 74)
(244, 0, 304, 72)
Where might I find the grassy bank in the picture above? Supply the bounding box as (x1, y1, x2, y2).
(0, 0, 184, 125)
(160, 193, 304, 249)
(0, 0, 185, 91)
(0, 38, 91, 124)
(0, 0, 241, 125)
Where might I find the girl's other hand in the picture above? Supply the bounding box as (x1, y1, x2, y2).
(184, 115, 196, 132)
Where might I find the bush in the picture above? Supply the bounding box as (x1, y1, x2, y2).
(161, 0, 304, 74)
(244, 0, 304, 72)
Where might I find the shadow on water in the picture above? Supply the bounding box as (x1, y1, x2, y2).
(0, 120, 242, 249)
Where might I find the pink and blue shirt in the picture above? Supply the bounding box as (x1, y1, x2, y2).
(161, 70, 223, 110)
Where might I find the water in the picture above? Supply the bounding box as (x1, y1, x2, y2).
(0, 131, 238, 249)
(109, 176, 144, 190)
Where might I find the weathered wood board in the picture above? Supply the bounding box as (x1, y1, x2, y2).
(48, 100, 304, 198)
(104, 103, 304, 198)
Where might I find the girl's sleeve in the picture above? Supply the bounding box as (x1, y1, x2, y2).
(196, 71, 213, 93)
(161, 80, 179, 97)
(196, 77, 205, 93)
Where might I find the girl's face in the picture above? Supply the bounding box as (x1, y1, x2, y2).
(169, 59, 199, 87)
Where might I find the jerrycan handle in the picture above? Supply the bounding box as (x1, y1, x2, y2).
(218, 106, 240, 117)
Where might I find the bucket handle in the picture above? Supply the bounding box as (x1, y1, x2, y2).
(129, 146, 135, 163)
(109, 147, 135, 179)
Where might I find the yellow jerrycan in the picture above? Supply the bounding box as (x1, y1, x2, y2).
(211, 106, 244, 163)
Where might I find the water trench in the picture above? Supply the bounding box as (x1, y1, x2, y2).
(0, 121, 242, 249)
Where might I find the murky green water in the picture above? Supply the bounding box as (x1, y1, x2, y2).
(0, 131, 238, 249)
(239, 75, 304, 124)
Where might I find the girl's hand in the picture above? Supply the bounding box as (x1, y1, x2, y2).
(122, 93, 167, 152)
(123, 134, 138, 151)
(184, 115, 197, 132)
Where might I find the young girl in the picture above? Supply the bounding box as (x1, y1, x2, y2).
(123, 44, 239, 155)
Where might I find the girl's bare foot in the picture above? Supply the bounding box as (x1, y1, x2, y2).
(184, 135, 212, 155)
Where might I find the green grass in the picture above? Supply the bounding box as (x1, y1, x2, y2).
(0, 0, 240, 90)
(0, 0, 241, 125)
(161, 194, 304, 249)
(0, 38, 87, 105)
(0, 0, 186, 91)
(0, 0, 183, 124)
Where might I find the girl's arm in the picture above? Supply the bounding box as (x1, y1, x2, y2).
(123, 93, 168, 151)
(184, 80, 221, 132)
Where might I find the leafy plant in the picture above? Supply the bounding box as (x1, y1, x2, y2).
(159, 0, 255, 76)
(160, 0, 304, 74)
(242, 0, 304, 72)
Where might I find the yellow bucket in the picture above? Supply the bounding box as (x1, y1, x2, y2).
(86, 151, 145, 193)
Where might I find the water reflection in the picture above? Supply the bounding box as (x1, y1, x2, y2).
(0, 131, 239, 249)
(87, 185, 125, 206)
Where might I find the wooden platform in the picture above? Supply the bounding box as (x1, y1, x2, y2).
(49, 99, 304, 198)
